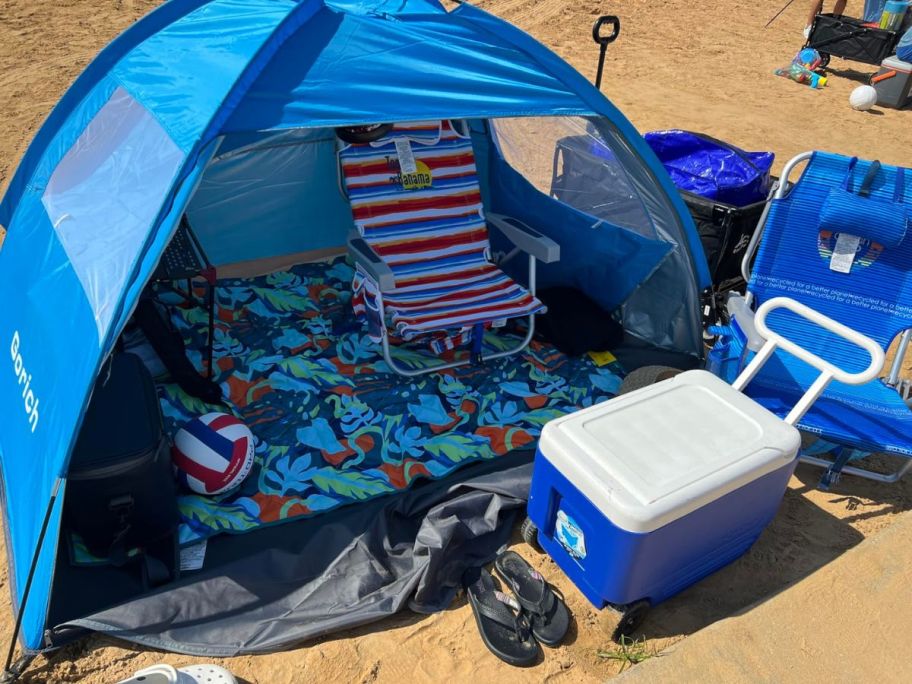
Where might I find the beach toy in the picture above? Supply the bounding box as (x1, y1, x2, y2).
(881, 0, 910, 30)
(793, 47, 824, 71)
(172, 413, 255, 495)
(850, 84, 879, 110)
(774, 63, 828, 88)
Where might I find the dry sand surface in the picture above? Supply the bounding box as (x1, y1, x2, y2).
(621, 501, 912, 683)
(1, 1, 911, 682)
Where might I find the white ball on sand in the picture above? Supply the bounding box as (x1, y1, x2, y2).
(849, 85, 878, 111)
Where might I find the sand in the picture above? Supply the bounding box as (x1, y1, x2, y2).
(1, 1, 911, 682)
(620, 505, 912, 683)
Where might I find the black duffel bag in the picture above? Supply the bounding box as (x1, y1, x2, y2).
(64, 352, 179, 587)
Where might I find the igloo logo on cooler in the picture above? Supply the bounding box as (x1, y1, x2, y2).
(9, 331, 40, 434)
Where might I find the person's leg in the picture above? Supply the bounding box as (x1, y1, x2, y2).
(807, 0, 825, 27)
(833, 0, 847, 17)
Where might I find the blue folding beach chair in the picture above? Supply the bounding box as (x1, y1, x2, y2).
(715, 151, 912, 489)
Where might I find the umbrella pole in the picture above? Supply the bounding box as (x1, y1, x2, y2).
(765, 0, 799, 28)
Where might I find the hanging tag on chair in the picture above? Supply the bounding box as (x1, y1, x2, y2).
(394, 138, 417, 174)
(830, 233, 861, 274)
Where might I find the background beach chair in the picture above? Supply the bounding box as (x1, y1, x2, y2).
(714, 151, 912, 488)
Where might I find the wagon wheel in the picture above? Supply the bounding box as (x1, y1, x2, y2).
(600, 600, 651, 642)
(520, 516, 541, 552)
(818, 52, 831, 69)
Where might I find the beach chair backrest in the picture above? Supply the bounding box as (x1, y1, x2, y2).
(749, 152, 912, 376)
(339, 120, 490, 289)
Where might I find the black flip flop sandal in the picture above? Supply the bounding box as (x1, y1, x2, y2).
(463, 567, 541, 667)
(494, 550, 570, 647)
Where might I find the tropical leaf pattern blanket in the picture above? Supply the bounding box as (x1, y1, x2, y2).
(159, 257, 625, 546)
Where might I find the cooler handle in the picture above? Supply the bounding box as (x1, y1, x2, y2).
(871, 70, 897, 84)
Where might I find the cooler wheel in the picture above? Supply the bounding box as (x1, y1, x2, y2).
(618, 366, 681, 395)
(520, 516, 541, 552)
(600, 600, 651, 642)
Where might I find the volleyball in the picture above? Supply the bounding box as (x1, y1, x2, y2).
(172, 413, 255, 495)
(849, 85, 878, 111)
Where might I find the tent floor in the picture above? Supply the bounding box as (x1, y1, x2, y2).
(155, 256, 627, 548)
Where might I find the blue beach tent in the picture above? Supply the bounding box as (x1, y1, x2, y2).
(0, 0, 709, 660)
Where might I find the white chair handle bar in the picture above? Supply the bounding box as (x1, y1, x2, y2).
(732, 296, 886, 425)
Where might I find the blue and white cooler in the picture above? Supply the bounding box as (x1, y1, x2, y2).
(527, 370, 801, 616)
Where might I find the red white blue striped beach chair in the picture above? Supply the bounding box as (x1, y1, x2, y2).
(338, 120, 559, 376)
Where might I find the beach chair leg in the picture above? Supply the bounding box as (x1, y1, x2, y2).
(481, 315, 536, 363)
(900, 379, 912, 408)
(818, 447, 851, 491)
(802, 451, 912, 485)
(828, 457, 912, 485)
(381, 332, 472, 377)
(381, 315, 536, 377)
(886, 329, 912, 388)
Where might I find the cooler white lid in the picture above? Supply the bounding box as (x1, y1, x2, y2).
(883, 56, 912, 71)
(538, 370, 800, 533)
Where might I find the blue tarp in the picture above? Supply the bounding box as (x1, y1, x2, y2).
(644, 130, 775, 206)
(0, 0, 709, 652)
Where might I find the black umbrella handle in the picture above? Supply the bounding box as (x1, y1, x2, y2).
(592, 15, 621, 89)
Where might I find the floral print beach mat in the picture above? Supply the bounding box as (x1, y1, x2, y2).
(160, 257, 625, 546)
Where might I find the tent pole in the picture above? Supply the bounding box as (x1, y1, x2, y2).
(3, 478, 62, 674)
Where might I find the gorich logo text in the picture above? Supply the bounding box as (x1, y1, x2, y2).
(10, 331, 39, 433)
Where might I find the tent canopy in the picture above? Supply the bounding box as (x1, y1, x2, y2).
(0, 0, 709, 652)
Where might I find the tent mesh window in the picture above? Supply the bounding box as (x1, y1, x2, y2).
(494, 117, 658, 237)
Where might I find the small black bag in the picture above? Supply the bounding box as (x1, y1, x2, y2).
(64, 353, 179, 586)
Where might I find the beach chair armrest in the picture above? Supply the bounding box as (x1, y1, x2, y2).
(348, 237, 395, 291)
(487, 213, 560, 264)
(725, 293, 768, 352)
